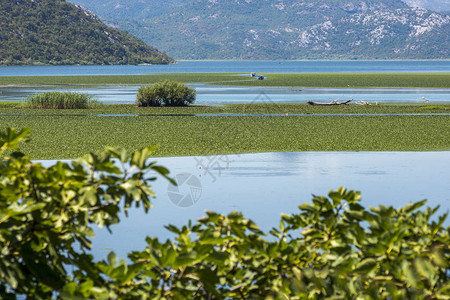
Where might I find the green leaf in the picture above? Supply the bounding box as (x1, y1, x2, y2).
(205, 251, 230, 266)
(0, 127, 31, 152)
(165, 224, 181, 234)
(173, 251, 201, 268)
(415, 258, 436, 279)
(328, 191, 344, 206)
(107, 252, 118, 267)
(298, 203, 316, 212)
(354, 258, 377, 274)
(198, 268, 220, 296)
(403, 200, 427, 213)
(62, 282, 78, 296)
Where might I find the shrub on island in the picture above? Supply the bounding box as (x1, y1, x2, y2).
(136, 80, 196, 107)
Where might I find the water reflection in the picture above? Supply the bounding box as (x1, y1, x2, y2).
(41, 151, 449, 260)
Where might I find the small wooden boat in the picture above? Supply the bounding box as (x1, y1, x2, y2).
(307, 99, 353, 106)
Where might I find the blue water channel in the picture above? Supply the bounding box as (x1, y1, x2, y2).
(1, 85, 449, 104)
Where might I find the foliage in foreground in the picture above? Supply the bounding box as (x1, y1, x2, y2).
(26, 92, 99, 109)
(0, 127, 173, 298)
(0, 128, 449, 299)
(136, 80, 196, 107)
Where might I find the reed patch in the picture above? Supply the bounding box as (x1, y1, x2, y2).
(26, 92, 99, 109)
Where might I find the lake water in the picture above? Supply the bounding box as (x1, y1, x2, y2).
(39, 151, 450, 260)
(1, 85, 449, 104)
(5, 62, 450, 260)
(1, 61, 449, 104)
(1, 60, 449, 76)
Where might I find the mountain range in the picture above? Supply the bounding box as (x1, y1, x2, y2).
(70, 0, 450, 60)
(0, 0, 173, 65)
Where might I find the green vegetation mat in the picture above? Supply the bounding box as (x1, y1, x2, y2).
(1, 103, 449, 115)
(0, 73, 246, 86)
(228, 72, 450, 88)
(0, 103, 449, 160)
(0, 72, 449, 87)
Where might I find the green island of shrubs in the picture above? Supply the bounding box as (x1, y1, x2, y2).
(25, 80, 196, 109)
(136, 80, 196, 107)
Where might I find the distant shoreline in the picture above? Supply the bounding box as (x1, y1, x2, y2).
(1, 59, 450, 67)
(175, 59, 450, 62)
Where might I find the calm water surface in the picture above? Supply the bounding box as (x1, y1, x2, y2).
(1, 61, 448, 104)
(1, 60, 449, 76)
(39, 151, 450, 260)
(2, 85, 449, 104)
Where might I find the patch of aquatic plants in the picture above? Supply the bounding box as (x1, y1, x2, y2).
(0, 72, 448, 88)
(26, 92, 100, 109)
(1, 103, 449, 116)
(0, 114, 448, 159)
(0, 73, 247, 86)
(0, 102, 25, 108)
(222, 103, 450, 115)
(220, 73, 450, 88)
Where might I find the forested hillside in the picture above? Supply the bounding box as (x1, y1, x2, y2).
(0, 0, 174, 65)
(71, 0, 186, 20)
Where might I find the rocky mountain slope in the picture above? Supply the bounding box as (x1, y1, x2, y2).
(402, 0, 450, 12)
(0, 0, 174, 65)
(69, 0, 450, 60)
